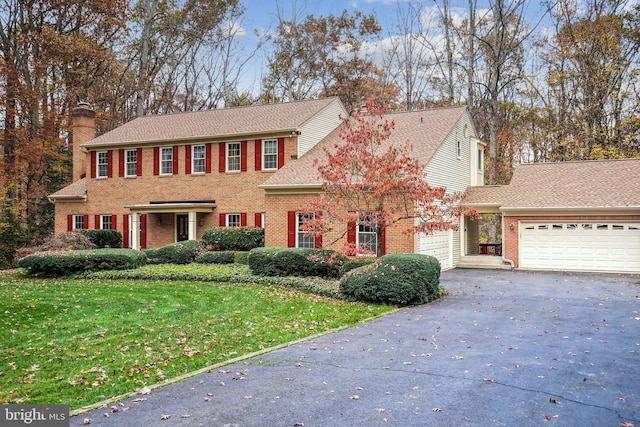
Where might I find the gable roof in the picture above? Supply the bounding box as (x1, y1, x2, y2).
(260, 106, 469, 189)
(82, 98, 343, 148)
(466, 159, 640, 210)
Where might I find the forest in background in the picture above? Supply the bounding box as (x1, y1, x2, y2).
(1, 0, 639, 264)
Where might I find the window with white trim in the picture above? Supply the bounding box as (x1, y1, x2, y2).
(73, 215, 85, 230)
(227, 142, 241, 172)
(125, 149, 137, 177)
(297, 212, 315, 248)
(226, 213, 241, 227)
(477, 148, 483, 171)
(263, 139, 278, 170)
(160, 147, 173, 175)
(357, 213, 378, 255)
(192, 145, 205, 173)
(97, 151, 108, 178)
(100, 215, 113, 230)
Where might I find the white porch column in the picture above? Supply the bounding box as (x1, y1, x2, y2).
(131, 212, 140, 250)
(188, 211, 197, 241)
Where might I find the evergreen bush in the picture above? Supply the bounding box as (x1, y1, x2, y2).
(201, 227, 264, 251)
(195, 250, 236, 264)
(339, 254, 441, 306)
(80, 229, 122, 248)
(144, 240, 202, 264)
(248, 247, 346, 278)
(18, 249, 146, 277)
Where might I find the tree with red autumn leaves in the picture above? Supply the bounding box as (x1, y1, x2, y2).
(302, 99, 474, 256)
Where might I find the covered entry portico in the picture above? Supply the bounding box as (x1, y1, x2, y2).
(124, 200, 216, 250)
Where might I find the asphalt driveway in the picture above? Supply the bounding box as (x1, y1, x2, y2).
(71, 269, 640, 427)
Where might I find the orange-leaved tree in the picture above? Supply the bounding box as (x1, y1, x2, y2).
(302, 99, 474, 256)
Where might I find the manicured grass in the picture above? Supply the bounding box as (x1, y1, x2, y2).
(0, 268, 393, 410)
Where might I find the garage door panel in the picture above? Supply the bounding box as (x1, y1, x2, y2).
(520, 222, 640, 273)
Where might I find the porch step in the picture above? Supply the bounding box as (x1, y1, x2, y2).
(457, 255, 513, 270)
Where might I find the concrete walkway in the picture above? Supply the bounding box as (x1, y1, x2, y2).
(70, 269, 640, 427)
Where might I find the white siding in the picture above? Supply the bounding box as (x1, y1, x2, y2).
(298, 99, 347, 157)
(422, 111, 480, 267)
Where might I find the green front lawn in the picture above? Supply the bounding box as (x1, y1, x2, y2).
(0, 266, 393, 411)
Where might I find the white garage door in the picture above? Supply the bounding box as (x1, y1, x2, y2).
(520, 222, 640, 272)
(418, 230, 452, 270)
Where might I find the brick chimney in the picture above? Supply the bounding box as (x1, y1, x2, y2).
(71, 102, 96, 182)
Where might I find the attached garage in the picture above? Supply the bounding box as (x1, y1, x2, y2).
(418, 230, 453, 270)
(520, 222, 640, 273)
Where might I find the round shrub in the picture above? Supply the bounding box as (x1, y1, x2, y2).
(195, 250, 236, 264)
(339, 254, 441, 306)
(341, 257, 377, 275)
(144, 240, 202, 264)
(202, 227, 264, 251)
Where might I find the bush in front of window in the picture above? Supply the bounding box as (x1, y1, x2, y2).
(144, 240, 202, 264)
(195, 250, 236, 264)
(247, 247, 346, 278)
(80, 230, 122, 248)
(202, 227, 264, 251)
(18, 249, 147, 277)
(339, 254, 441, 306)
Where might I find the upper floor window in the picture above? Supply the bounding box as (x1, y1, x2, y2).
(125, 149, 137, 177)
(161, 147, 173, 175)
(477, 148, 484, 171)
(297, 212, 316, 248)
(97, 151, 109, 178)
(192, 145, 205, 173)
(227, 142, 241, 172)
(100, 214, 113, 230)
(263, 139, 278, 170)
(456, 140, 462, 159)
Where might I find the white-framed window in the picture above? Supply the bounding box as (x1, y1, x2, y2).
(226, 213, 241, 227)
(477, 148, 484, 171)
(226, 142, 241, 172)
(263, 139, 278, 170)
(357, 213, 378, 255)
(297, 212, 315, 248)
(456, 140, 462, 159)
(125, 149, 137, 177)
(73, 214, 85, 230)
(100, 215, 113, 230)
(160, 147, 173, 175)
(192, 145, 205, 173)
(97, 151, 108, 178)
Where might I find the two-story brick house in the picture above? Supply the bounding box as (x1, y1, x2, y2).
(49, 98, 347, 249)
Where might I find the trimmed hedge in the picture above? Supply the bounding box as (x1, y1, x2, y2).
(248, 247, 346, 278)
(144, 240, 202, 264)
(339, 254, 441, 306)
(79, 229, 122, 248)
(201, 227, 264, 251)
(341, 257, 377, 275)
(18, 249, 147, 277)
(195, 250, 236, 264)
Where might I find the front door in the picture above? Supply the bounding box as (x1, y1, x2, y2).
(176, 214, 189, 241)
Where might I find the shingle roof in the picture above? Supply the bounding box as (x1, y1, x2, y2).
(465, 159, 640, 210)
(83, 98, 342, 148)
(499, 159, 640, 209)
(260, 106, 469, 188)
(48, 178, 87, 199)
